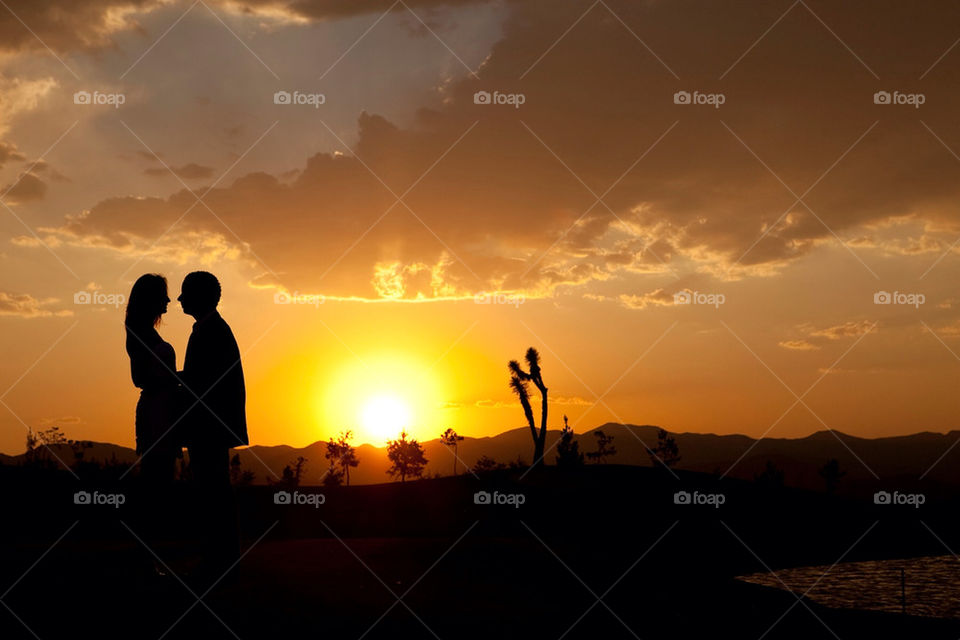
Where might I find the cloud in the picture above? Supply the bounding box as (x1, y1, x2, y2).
(0, 291, 71, 318)
(2, 172, 47, 203)
(551, 395, 593, 406)
(0, 1, 160, 54)
(217, 0, 489, 22)
(463, 394, 592, 409)
(0, 141, 25, 168)
(614, 288, 675, 310)
(808, 320, 876, 341)
(932, 322, 960, 338)
(816, 366, 887, 376)
(27, 160, 69, 182)
(144, 163, 215, 180)
(0, 0, 489, 54)
(778, 339, 820, 351)
(23, 1, 960, 301)
(0, 76, 57, 136)
(473, 399, 514, 409)
(39, 415, 84, 426)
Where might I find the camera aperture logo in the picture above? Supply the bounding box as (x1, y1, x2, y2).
(73, 90, 125, 108)
(473, 90, 526, 109)
(273, 490, 325, 508)
(474, 490, 526, 508)
(873, 91, 924, 108)
(273, 90, 326, 108)
(74, 290, 126, 308)
(873, 490, 924, 508)
(74, 490, 126, 508)
(673, 290, 725, 308)
(673, 90, 725, 109)
(673, 490, 725, 508)
(873, 290, 924, 308)
(274, 290, 325, 307)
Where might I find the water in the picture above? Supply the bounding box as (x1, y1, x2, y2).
(738, 555, 960, 619)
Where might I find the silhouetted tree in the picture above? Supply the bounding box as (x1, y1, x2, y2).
(322, 467, 344, 486)
(272, 456, 308, 489)
(555, 415, 583, 468)
(507, 454, 528, 471)
(293, 456, 308, 483)
(37, 426, 67, 446)
(754, 460, 785, 490)
(509, 347, 548, 467)
(25, 426, 88, 471)
(325, 430, 359, 485)
(279, 465, 297, 486)
(649, 429, 681, 468)
(474, 455, 503, 473)
(440, 428, 465, 475)
(818, 458, 846, 493)
(230, 453, 256, 486)
(586, 429, 617, 464)
(386, 431, 428, 483)
(230, 452, 241, 482)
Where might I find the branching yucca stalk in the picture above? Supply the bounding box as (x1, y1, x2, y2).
(509, 347, 548, 467)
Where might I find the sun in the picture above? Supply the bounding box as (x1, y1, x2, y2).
(360, 394, 411, 443)
(317, 352, 444, 445)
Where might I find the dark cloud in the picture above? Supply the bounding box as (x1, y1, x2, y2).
(0, 0, 158, 54)
(29, 0, 960, 301)
(27, 160, 70, 182)
(221, 0, 488, 21)
(0, 141, 26, 168)
(3, 172, 47, 203)
(144, 163, 215, 180)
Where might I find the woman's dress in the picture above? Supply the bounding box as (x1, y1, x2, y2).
(127, 327, 180, 457)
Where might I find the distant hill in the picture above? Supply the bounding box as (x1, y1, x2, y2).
(7, 424, 960, 494)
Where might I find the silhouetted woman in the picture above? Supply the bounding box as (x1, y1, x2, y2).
(125, 274, 180, 572)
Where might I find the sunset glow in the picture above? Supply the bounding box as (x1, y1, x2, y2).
(6, 3, 960, 637)
(316, 353, 443, 444)
(360, 394, 411, 445)
(2, 0, 960, 456)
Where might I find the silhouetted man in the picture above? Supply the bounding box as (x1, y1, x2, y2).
(178, 271, 247, 575)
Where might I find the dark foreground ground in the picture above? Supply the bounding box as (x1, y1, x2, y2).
(2, 464, 959, 639)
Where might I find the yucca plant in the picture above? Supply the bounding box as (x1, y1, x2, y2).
(509, 347, 548, 467)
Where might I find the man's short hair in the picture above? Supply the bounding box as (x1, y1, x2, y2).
(183, 271, 221, 307)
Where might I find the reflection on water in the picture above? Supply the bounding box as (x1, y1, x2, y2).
(738, 555, 960, 619)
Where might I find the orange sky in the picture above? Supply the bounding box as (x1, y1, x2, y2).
(3, 0, 960, 453)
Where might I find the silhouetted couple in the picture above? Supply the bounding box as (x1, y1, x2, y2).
(124, 271, 247, 580)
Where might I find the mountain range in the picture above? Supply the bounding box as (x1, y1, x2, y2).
(5, 423, 960, 493)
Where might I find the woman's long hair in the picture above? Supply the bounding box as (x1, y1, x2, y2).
(125, 274, 168, 330)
